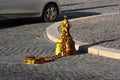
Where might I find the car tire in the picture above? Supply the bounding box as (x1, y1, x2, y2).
(43, 4, 58, 22)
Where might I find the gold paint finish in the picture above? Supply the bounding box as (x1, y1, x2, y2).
(24, 16, 76, 64)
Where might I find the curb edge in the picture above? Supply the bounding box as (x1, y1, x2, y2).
(46, 12, 120, 59)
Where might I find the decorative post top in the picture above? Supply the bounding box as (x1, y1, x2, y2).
(64, 15, 68, 19)
(63, 15, 69, 23)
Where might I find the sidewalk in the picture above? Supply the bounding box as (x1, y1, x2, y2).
(46, 12, 120, 59)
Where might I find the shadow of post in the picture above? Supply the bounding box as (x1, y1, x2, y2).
(77, 38, 120, 54)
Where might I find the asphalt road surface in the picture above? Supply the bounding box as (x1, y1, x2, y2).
(0, 0, 120, 80)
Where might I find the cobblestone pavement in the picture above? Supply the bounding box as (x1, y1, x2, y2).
(0, 0, 120, 80)
(0, 18, 120, 80)
(58, 0, 120, 20)
(70, 13, 120, 50)
(58, 0, 120, 50)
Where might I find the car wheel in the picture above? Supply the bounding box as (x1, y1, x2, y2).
(43, 4, 58, 22)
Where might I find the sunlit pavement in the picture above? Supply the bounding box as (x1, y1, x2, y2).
(0, 0, 120, 80)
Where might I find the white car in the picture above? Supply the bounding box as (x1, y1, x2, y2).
(0, 0, 61, 22)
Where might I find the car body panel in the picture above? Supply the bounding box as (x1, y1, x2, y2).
(15, 0, 41, 14)
(0, 0, 14, 14)
(0, 0, 61, 20)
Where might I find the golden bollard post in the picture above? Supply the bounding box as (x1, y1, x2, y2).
(24, 15, 76, 64)
(56, 15, 76, 56)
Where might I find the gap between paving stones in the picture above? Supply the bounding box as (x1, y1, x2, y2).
(46, 12, 120, 59)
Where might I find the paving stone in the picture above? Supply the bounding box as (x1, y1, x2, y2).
(0, 0, 120, 80)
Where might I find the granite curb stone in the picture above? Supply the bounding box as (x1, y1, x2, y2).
(46, 12, 120, 59)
